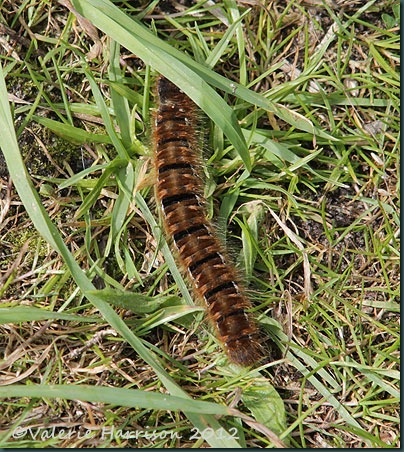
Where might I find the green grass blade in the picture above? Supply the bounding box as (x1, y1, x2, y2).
(0, 384, 235, 416)
(112, 162, 134, 240)
(0, 307, 101, 324)
(108, 39, 132, 148)
(32, 115, 112, 144)
(58, 163, 110, 189)
(85, 69, 130, 160)
(205, 8, 250, 69)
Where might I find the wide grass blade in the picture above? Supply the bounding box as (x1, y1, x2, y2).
(0, 384, 235, 416)
(0, 307, 102, 324)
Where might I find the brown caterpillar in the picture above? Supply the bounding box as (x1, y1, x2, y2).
(153, 76, 261, 366)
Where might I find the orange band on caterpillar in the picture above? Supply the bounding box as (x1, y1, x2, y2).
(154, 76, 261, 366)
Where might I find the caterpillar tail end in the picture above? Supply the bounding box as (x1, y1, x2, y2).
(225, 337, 263, 367)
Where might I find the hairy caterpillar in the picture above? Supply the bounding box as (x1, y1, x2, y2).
(153, 76, 261, 366)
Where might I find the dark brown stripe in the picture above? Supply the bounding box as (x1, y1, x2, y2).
(158, 138, 190, 147)
(173, 224, 208, 243)
(204, 281, 237, 301)
(216, 308, 245, 325)
(226, 332, 259, 345)
(156, 116, 188, 125)
(188, 252, 223, 273)
(158, 163, 193, 174)
(161, 193, 198, 209)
